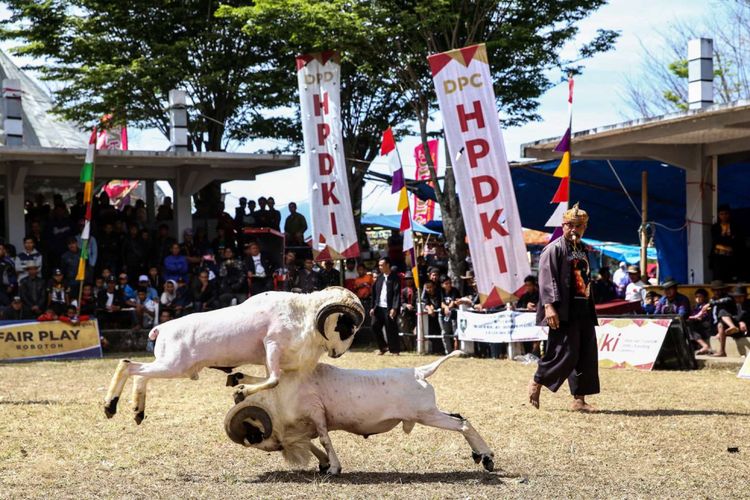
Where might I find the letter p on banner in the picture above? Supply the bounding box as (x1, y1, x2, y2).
(428, 44, 530, 308)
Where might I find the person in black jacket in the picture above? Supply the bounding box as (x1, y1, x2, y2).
(370, 257, 402, 355)
(19, 263, 46, 319)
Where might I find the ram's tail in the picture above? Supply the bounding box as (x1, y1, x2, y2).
(414, 350, 465, 381)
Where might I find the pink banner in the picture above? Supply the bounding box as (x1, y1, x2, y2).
(413, 140, 439, 225)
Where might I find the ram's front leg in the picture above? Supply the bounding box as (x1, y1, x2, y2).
(309, 441, 331, 474)
(233, 340, 281, 403)
(310, 409, 341, 475)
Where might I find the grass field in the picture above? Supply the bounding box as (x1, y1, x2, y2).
(1, 351, 749, 499)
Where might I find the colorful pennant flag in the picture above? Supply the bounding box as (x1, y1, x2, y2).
(381, 127, 420, 289)
(545, 76, 575, 240)
(75, 128, 97, 283)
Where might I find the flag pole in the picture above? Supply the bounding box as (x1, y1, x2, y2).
(75, 127, 97, 319)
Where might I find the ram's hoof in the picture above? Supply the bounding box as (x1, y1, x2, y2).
(482, 455, 494, 472)
(233, 387, 246, 404)
(104, 397, 119, 418)
(134, 411, 145, 425)
(226, 373, 243, 387)
(318, 463, 330, 474)
(326, 466, 341, 476)
(471, 451, 481, 464)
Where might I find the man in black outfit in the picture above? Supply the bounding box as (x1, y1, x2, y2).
(370, 257, 401, 355)
(529, 204, 599, 412)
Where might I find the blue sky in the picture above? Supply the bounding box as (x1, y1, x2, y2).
(3, 0, 715, 215)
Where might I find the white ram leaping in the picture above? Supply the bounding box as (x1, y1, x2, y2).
(103, 287, 365, 425)
(224, 351, 495, 475)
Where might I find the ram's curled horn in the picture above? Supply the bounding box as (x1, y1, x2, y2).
(315, 300, 366, 340)
(224, 402, 273, 446)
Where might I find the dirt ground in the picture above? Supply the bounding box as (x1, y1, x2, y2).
(0, 351, 748, 499)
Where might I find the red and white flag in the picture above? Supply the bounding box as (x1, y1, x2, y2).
(428, 44, 530, 307)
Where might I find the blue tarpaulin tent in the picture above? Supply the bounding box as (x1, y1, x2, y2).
(361, 214, 442, 235)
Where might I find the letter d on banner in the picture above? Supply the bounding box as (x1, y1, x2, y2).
(428, 44, 529, 308)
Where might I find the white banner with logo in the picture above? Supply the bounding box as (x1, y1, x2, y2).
(428, 44, 529, 308)
(456, 310, 547, 343)
(296, 51, 359, 261)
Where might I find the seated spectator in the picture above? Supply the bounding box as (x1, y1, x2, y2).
(97, 276, 128, 328)
(164, 243, 189, 283)
(37, 307, 58, 322)
(218, 248, 248, 306)
(242, 242, 272, 295)
(689, 288, 713, 355)
(19, 262, 45, 319)
(156, 196, 174, 221)
(73, 284, 97, 317)
(211, 228, 232, 257)
(0, 243, 17, 303)
(47, 268, 71, 316)
(2, 295, 23, 320)
(180, 228, 203, 274)
(273, 251, 298, 292)
(297, 258, 320, 293)
(15, 236, 43, 281)
(60, 305, 90, 324)
(654, 278, 690, 318)
(191, 270, 218, 312)
(319, 260, 341, 289)
(133, 287, 158, 330)
(284, 202, 307, 246)
(714, 285, 749, 357)
(147, 266, 163, 295)
(119, 273, 136, 302)
(343, 259, 357, 290)
(147, 309, 173, 353)
(592, 267, 617, 304)
(425, 267, 440, 291)
(160, 279, 178, 312)
(624, 265, 647, 305)
(643, 291, 660, 314)
(515, 275, 539, 311)
(137, 275, 159, 301)
(60, 237, 83, 287)
(172, 277, 193, 317)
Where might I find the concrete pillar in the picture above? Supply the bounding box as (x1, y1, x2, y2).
(2, 79, 23, 146)
(688, 38, 713, 110)
(170, 180, 192, 242)
(685, 152, 713, 283)
(5, 166, 26, 249)
(169, 90, 188, 152)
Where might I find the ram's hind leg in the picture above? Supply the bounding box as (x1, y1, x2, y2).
(417, 409, 495, 472)
(131, 376, 149, 425)
(104, 359, 133, 418)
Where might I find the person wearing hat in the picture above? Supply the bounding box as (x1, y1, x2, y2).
(47, 268, 71, 316)
(624, 265, 648, 306)
(612, 261, 629, 298)
(137, 275, 159, 301)
(689, 288, 714, 355)
(529, 203, 599, 412)
(19, 261, 46, 319)
(654, 278, 690, 318)
(714, 285, 749, 357)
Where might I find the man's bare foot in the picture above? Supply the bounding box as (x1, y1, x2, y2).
(528, 380, 541, 409)
(725, 326, 739, 336)
(571, 397, 596, 412)
(374, 349, 387, 356)
(695, 347, 711, 355)
(712, 352, 727, 357)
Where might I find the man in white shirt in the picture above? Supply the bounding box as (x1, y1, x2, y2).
(624, 265, 648, 305)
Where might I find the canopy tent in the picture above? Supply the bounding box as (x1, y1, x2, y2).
(361, 214, 441, 235)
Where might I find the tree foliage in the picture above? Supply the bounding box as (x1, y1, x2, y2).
(624, 0, 750, 117)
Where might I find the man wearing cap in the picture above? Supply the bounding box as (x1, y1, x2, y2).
(529, 204, 599, 412)
(714, 285, 749, 357)
(1, 295, 23, 320)
(624, 265, 648, 305)
(137, 275, 159, 301)
(654, 278, 690, 319)
(19, 261, 46, 319)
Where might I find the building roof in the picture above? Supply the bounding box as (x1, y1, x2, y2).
(521, 100, 750, 168)
(0, 49, 88, 148)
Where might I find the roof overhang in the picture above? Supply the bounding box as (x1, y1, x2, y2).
(521, 100, 750, 168)
(0, 146, 298, 189)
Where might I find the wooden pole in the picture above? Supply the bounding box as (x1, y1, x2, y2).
(640, 171, 648, 278)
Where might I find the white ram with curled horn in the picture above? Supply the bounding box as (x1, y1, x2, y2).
(103, 287, 365, 424)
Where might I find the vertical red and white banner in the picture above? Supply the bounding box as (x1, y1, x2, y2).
(413, 140, 439, 225)
(428, 43, 530, 307)
(296, 51, 360, 261)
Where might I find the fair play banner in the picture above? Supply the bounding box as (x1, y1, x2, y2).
(456, 310, 547, 344)
(413, 140, 439, 225)
(296, 51, 359, 261)
(428, 44, 529, 308)
(596, 318, 670, 371)
(0, 319, 102, 362)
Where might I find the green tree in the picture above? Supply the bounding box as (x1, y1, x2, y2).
(0, 0, 290, 214)
(225, 0, 618, 278)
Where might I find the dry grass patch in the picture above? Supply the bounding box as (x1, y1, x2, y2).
(1, 351, 748, 498)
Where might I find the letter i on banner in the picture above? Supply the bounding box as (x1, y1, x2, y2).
(428, 44, 530, 308)
(296, 52, 360, 261)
